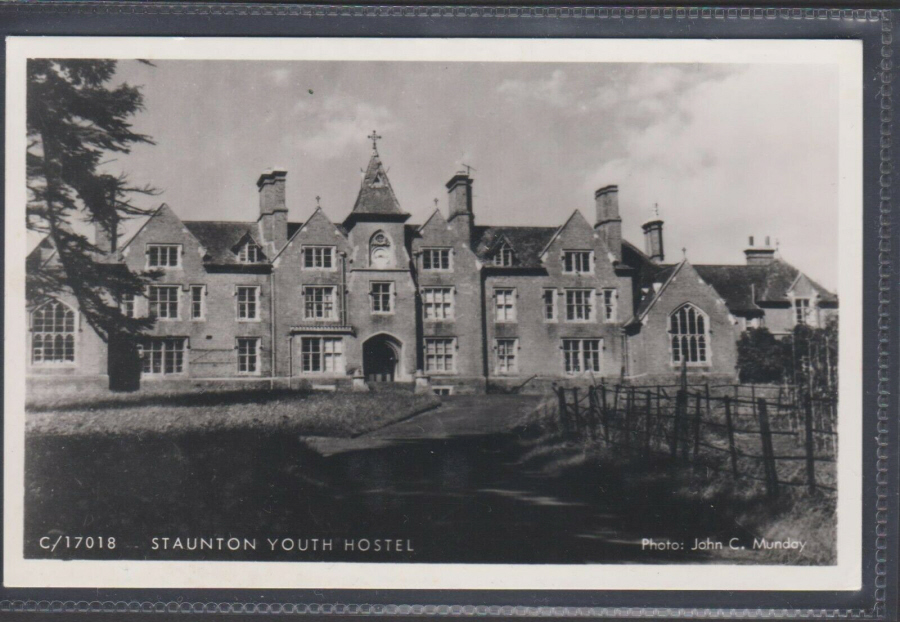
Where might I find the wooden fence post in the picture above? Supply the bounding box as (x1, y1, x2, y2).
(600, 385, 610, 443)
(724, 395, 739, 477)
(644, 390, 652, 456)
(672, 389, 686, 459)
(587, 386, 599, 440)
(557, 387, 569, 435)
(692, 392, 703, 460)
(803, 392, 817, 494)
(757, 397, 779, 499)
(572, 388, 581, 436)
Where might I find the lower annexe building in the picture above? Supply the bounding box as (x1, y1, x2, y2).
(27, 144, 838, 392)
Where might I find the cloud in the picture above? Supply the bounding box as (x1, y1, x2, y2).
(293, 95, 399, 157)
(268, 68, 292, 86)
(497, 69, 570, 107)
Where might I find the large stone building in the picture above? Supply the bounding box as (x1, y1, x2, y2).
(26, 139, 838, 392)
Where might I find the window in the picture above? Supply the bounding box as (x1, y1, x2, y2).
(31, 300, 75, 365)
(422, 248, 451, 271)
(565, 289, 594, 322)
(563, 250, 592, 274)
(494, 242, 514, 267)
(237, 337, 260, 374)
(121, 293, 135, 318)
(142, 338, 186, 375)
(496, 339, 518, 374)
(669, 304, 708, 365)
(424, 338, 456, 373)
(236, 286, 259, 320)
(239, 242, 263, 263)
(422, 287, 454, 321)
(301, 337, 344, 373)
(602, 288, 617, 323)
(370, 282, 393, 314)
(303, 286, 336, 320)
(563, 339, 601, 374)
(147, 244, 180, 268)
(494, 288, 516, 322)
(190, 286, 205, 320)
(148, 286, 179, 319)
(794, 298, 811, 325)
(543, 289, 557, 321)
(370, 231, 393, 269)
(433, 386, 453, 396)
(303, 246, 334, 270)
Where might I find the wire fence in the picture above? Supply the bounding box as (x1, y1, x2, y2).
(552, 382, 837, 498)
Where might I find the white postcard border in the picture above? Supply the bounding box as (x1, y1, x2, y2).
(4, 36, 864, 591)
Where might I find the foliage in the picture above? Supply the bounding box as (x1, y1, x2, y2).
(736, 318, 838, 395)
(26, 59, 158, 343)
(736, 327, 785, 384)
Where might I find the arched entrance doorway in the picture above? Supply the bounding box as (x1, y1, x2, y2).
(363, 334, 401, 382)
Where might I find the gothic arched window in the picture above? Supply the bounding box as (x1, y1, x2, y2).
(669, 303, 708, 365)
(370, 230, 393, 268)
(31, 300, 76, 364)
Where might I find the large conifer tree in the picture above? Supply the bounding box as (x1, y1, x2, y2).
(27, 59, 158, 388)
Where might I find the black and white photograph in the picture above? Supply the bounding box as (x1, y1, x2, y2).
(4, 37, 863, 591)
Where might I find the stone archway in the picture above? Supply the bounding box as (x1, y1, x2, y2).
(363, 334, 402, 382)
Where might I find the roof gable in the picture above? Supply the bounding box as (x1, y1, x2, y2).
(472, 226, 557, 269)
(538, 209, 594, 259)
(272, 206, 349, 263)
(346, 150, 409, 220)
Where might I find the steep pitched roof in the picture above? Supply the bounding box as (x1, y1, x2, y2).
(348, 150, 408, 218)
(182, 221, 260, 265)
(693, 260, 837, 310)
(472, 226, 557, 269)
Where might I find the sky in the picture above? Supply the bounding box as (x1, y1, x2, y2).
(73, 59, 840, 289)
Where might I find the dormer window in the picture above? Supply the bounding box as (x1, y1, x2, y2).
(239, 242, 263, 263)
(793, 298, 813, 326)
(494, 242, 514, 267)
(147, 244, 181, 268)
(563, 250, 592, 274)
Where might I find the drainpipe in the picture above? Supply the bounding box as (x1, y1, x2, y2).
(270, 269, 276, 389)
(288, 334, 293, 391)
(340, 252, 347, 326)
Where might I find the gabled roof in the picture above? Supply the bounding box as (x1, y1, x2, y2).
(347, 150, 408, 219)
(183, 221, 261, 265)
(472, 226, 557, 269)
(693, 260, 837, 310)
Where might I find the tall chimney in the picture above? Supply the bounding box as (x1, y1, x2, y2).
(446, 171, 474, 239)
(94, 180, 119, 255)
(94, 221, 118, 255)
(447, 172, 473, 221)
(642, 218, 664, 263)
(257, 169, 288, 254)
(594, 185, 621, 263)
(744, 235, 776, 266)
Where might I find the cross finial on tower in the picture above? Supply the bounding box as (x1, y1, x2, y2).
(682, 247, 687, 259)
(434, 198, 439, 208)
(368, 130, 382, 152)
(315, 195, 321, 207)
(653, 202, 660, 218)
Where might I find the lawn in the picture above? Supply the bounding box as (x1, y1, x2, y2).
(26, 383, 441, 438)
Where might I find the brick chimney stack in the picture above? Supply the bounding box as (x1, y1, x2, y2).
(642, 218, 664, 263)
(257, 169, 288, 254)
(744, 235, 776, 266)
(594, 185, 622, 263)
(446, 171, 474, 239)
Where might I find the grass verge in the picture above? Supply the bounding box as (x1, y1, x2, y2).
(26, 384, 441, 439)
